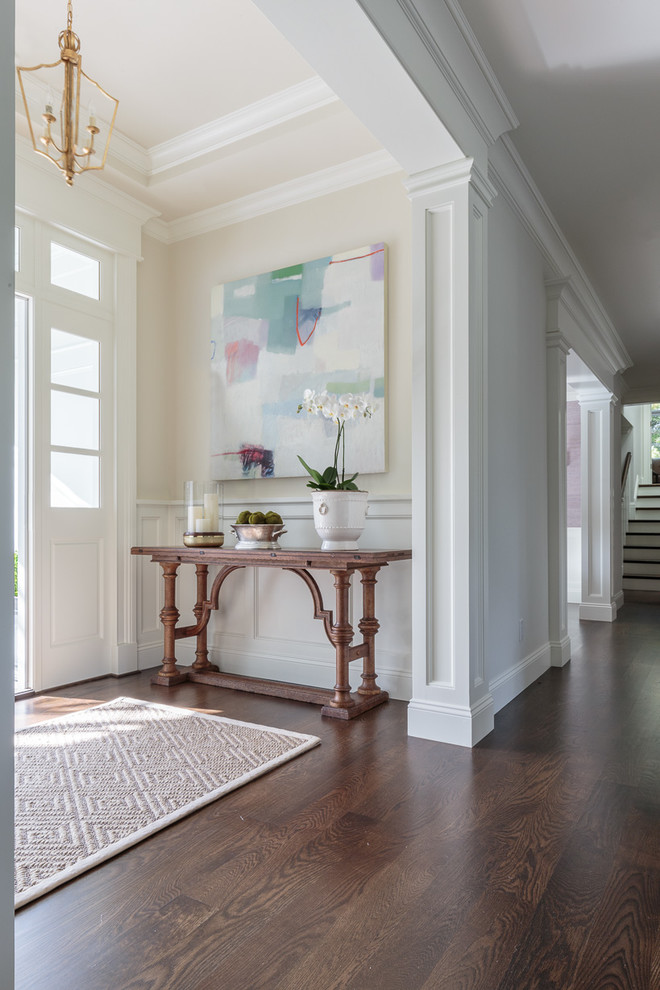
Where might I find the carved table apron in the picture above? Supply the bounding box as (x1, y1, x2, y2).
(131, 546, 412, 719)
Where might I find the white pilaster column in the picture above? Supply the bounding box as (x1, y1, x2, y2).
(545, 323, 571, 667)
(406, 159, 495, 746)
(114, 253, 139, 675)
(578, 388, 619, 621)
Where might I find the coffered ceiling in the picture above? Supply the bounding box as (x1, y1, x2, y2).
(14, 0, 390, 226)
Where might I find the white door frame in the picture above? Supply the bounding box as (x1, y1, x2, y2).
(15, 147, 156, 687)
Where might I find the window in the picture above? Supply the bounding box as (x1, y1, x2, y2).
(50, 242, 101, 300)
(50, 328, 101, 508)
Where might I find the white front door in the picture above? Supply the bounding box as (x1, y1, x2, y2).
(34, 302, 115, 689)
(17, 221, 118, 691)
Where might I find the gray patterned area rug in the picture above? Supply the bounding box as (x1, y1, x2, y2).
(15, 696, 320, 908)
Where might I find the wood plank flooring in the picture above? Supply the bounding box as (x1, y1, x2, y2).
(14, 604, 660, 989)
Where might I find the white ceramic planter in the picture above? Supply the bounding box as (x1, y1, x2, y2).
(311, 490, 369, 550)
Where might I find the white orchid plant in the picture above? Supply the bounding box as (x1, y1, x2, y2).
(297, 388, 375, 491)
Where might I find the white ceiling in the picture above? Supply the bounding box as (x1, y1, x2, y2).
(15, 0, 660, 397)
(458, 0, 660, 397)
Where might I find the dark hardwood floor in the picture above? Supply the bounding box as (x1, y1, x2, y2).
(14, 604, 660, 990)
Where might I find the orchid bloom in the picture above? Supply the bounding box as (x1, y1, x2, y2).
(296, 388, 375, 490)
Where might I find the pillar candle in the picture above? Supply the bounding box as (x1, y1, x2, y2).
(203, 493, 219, 531)
(187, 506, 204, 532)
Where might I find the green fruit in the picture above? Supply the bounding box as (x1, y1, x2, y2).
(249, 511, 267, 524)
(236, 510, 251, 524)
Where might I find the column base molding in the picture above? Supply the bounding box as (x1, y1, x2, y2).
(407, 693, 494, 747)
(549, 635, 571, 667)
(579, 601, 618, 622)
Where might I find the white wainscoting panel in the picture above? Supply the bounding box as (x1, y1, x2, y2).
(137, 513, 166, 644)
(136, 496, 413, 700)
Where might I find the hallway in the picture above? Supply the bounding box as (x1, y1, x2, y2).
(14, 604, 660, 989)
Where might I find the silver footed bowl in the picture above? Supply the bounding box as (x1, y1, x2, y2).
(231, 523, 287, 548)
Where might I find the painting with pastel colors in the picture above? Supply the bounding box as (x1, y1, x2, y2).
(210, 244, 386, 480)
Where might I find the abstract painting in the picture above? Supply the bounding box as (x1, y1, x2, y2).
(210, 243, 386, 480)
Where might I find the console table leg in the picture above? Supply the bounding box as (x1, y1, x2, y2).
(328, 570, 355, 710)
(191, 563, 219, 672)
(357, 566, 382, 696)
(154, 562, 188, 684)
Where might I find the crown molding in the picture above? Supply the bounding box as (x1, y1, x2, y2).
(404, 156, 496, 207)
(355, 0, 517, 164)
(442, 0, 519, 132)
(570, 378, 615, 405)
(620, 384, 660, 405)
(393, 0, 518, 145)
(15, 150, 158, 260)
(16, 134, 158, 225)
(16, 75, 340, 187)
(404, 157, 474, 197)
(144, 149, 402, 244)
(490, 134, 631, 379)
(148, 77, 338, 177)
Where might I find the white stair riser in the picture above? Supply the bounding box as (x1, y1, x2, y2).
(625, 535, 660, 548)
(627, 521, 660, 533)
(623, 561, 660, 576)
(623, 576, 660, 591)
(624, 547, 660, 561)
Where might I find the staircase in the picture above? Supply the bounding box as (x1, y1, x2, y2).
(623, 484, 660, 598)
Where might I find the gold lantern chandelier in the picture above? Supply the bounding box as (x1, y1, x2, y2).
(16, 0, 119, 187)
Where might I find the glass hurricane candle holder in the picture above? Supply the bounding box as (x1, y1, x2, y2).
(183, 481, 224, 547)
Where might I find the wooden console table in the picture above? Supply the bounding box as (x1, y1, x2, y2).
(131, 546, 411, 719)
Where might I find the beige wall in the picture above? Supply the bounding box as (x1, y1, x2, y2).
(137, 234, 177, 499)
(137, 173, 412, 503)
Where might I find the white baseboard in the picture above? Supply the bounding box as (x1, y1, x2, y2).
(137, 638, 412, 700)
(407, 694, 494, 747)
(489, 643, 552, 712)
(137, 641, 164, 670)
(113, 642, 138, 676)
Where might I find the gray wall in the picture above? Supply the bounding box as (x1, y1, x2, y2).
(487, 192, 549, 683)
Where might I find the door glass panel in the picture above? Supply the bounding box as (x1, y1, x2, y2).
(50, 242, 100, 300)
(51, 329, 99, 392)
(51, 391, 99, 450)
(51, 452, 100, 508)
